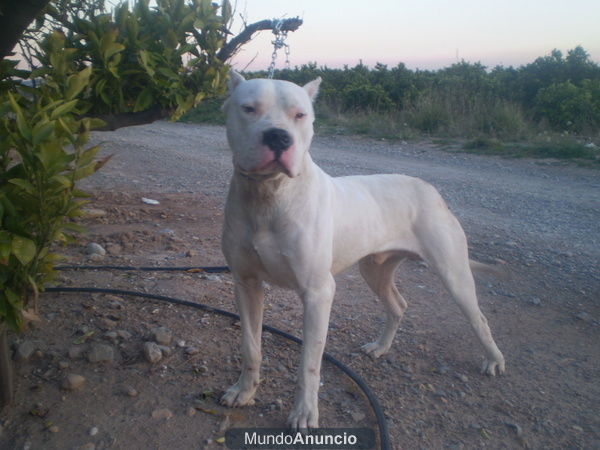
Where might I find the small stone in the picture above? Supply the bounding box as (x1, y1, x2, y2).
(86, 242, 106, 256)
(105, 244, 122, 255)
(87, 344, 115, 364)
(48, 425, 59, 433)
(104, 331, 118, 341)
(58, 361, 70, 370)
(88, 253, 104, 262)
(101, 318, 118, 329)
(14, 341, 36, 361)
(186, 249, 198, 257)
(275, 398, 284, 410)
(157, 345, 172, 357)
(351, 411, 366, 422)
(186, 406, 196, 417)
(82, 208, 107, 218)
(504, 421, 523, 436)
(125, 386, 138, 397)
(575, 312, 592, 322)
(89, 427, 99, 436)
(153, 327, 172, 345)
(531, 297, 542, 306)
(572, 425, 583, 432)
(151, 408, 173, 420)
(68, 345, 86, 359)
(176, 340, 186, 348)
(62, 373, 85, 390)
(185, 346, 200, 356)
(203, 274, 221, 282)
(455, 373, 469, 383)
(143, 342, 162, 363)
(116, 330, 132, 340)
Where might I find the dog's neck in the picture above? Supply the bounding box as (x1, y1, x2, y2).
(231, 154, 318, 206)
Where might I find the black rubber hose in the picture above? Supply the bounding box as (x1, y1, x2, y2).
(46, 284, 390, 449)
(56, 265, 230, 273)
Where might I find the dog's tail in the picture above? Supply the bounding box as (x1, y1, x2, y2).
(469, 259, 510, 279)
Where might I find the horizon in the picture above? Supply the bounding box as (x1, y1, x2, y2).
(229, 0, 600, 72)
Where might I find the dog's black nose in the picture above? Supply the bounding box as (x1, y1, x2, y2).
(262, 128, 292, 157)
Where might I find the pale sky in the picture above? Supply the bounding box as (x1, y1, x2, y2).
(229, 0, 600, 71)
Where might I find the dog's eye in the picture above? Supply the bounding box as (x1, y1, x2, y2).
(242, 105, 256, 114)
(295, 112, 306, 120)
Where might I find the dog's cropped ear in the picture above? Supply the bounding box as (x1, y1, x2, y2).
(303, 77, 322, 102)
(228, 70, 245, 93)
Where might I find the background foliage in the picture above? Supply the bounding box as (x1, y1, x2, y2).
(186, 46, 600, 142)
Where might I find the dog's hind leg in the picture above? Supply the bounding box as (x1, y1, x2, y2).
(417, 215, 506, 375)
(359, 252, 407, 358)
(221, 277, 264, 407)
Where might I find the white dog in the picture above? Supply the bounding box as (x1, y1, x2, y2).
(220, 72, 505, 429)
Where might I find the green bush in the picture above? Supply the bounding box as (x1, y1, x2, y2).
(535, 80, 600, 132)
(0, 63, 103, 331)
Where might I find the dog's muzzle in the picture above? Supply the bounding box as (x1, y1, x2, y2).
(262, 128, 293, 159)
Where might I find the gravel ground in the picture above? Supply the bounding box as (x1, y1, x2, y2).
(2, 121, 597, 449)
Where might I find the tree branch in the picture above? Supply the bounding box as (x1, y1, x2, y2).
(0, 0, 50, 59)
(217, 17, 302, 62)
(91, 106, 172, 131)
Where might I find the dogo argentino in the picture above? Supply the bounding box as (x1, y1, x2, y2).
(220, 71, 505, 429)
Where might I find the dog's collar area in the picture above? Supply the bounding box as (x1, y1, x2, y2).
(235, 168, 282, 182)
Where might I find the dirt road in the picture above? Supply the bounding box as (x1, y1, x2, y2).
(3, 121, 598, 449)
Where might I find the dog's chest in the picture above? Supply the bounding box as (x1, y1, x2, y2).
(249, 225, 301, 288)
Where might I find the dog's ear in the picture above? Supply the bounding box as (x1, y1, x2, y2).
(303, 77, 322, 102)
(228, 70, 245, 93)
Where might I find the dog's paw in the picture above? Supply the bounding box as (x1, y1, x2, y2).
(220, 382, 257, 407)
(481, 354, 506, 376)
(361, 341, 389, 359)
(287, 400, 319, 430)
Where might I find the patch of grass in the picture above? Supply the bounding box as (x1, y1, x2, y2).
(179, 98, 224, 124)
(462, 136, 600, 164)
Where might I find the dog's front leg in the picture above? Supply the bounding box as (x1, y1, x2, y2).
(288, 275, 336, 429)
(221, 277, 264, 407)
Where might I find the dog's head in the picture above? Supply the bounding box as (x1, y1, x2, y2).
(222, 71, 321, 178)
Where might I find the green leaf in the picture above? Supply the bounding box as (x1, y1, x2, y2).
(11, 235, 36, 265)
(65, 67, 92, 100)
(50, 174, 72, 188)
(50, 100, 79, 120)
(8, 178, 36, 195)
(133, 88, 154, 112)
(32, 121, 55, 146)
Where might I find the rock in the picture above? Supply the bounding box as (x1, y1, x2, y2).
(151, 408, 173, 420)
(351, 411, 366, 422)
(530, 297, 542, 306)
(575, 312, 592, 322)
(116, 330, 132, 340)
(176, 340, 186, 348)
(185, 346, 200, 356)
(504, 421, 523, 436)
(142, 197, 160, 205)
(104, 331, 119, 342)
(124, 386, 138, 397)
(143, 342, 163, 363)
(62, 374, 86, 390)
(86, 242, 106, 256)
(58, 361, 70, 370)
(82, 208, 107, 218)
(186, 407, 196, 417)
(105, 244, 122, 255)
(152, 327, 173, 345)
(89, 427, 99, 436)
(157, 345, 172, 357)
(48, 425, 60, 433)
(68, 345, 87, 359)
(14, 341, 36, 361)
(455, 373, 469, 383)
(185, 249, 198, 257)
(87, 343, 115, 363)
(88, 253, 104, 262)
